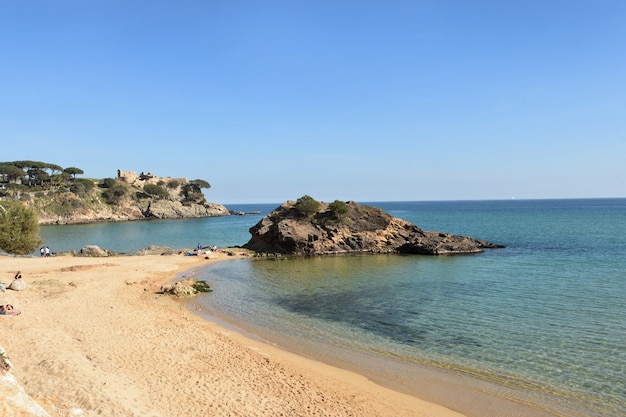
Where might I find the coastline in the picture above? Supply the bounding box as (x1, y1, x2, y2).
(0, 252, 465, 417)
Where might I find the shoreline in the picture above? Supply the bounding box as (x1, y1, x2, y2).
(1, 252, 466, 417)
(184, 271, 567, 417)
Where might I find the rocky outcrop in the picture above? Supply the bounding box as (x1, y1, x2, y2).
(160, 278, 212, 297)
(160, 279, 197, 297)
(7, 279, 26, 291)
(37, 199, 229, 225)
(19, 168, 231, 225)
(137, 200, 229, 220)
(243, 200, 503, 256)
(131, 245, 178, 256)
(0, 345, 50, 417)
(77, 245, 113, 257)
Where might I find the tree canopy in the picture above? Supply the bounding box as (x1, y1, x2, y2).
(329, 200, 349, 221)
(0, 160, 84, 188)
(0, 200, 43, 255)
(64, 167, 84, 179)
(295, 195, 321, 217)
(190, 179, 211, 189)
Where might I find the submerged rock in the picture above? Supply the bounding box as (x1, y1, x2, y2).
(243, 200, 503, 256)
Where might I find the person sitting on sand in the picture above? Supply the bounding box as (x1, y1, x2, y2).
(0, 304, 21, 316)
(8, 272, 26, 291)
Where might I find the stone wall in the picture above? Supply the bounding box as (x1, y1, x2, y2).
(117, 169, 137, 184)
(117, 169, 187, 186)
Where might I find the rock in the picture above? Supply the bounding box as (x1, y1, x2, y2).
(0, 345, 12, 372)
(0, 373, 50, 416)
(159, 283, 176, 293)
(160, 278, 212, 296)
(0, 345, 50, 417)
(77, 245, 112, 257)
(160, 279, 197, 297)
(137, 200, 230, 220)
(132, 245, 176, 256)
(7, 280, 26, 291)
(243, 200, 503, 256)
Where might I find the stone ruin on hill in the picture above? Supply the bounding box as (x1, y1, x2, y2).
(117, 169, 188, 187)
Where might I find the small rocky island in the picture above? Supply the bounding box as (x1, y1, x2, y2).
(243, 196, 503, 256)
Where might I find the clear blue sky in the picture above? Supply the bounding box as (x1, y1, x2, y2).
(2, 1, 625, 204)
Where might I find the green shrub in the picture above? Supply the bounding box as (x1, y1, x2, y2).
(6, 183, 27, 191)
(329, 200, 349, 221)
(143, 184, 169, 199)
(192, 281, 212, 293)
(100, 178, 117, 188)
(46, 197, 83, 216)
(70, 184, 87, 197)
(75, 178, 95, 192)
(0, 200, 43, 255)
(102, 184, 127, 205)
(295, 195, 320, 217)
(70, 178, 94, 197)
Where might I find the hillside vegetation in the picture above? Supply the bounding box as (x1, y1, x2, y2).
(0, 161, 229, 224)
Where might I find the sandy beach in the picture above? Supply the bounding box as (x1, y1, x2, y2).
(0, 252, 466, 417)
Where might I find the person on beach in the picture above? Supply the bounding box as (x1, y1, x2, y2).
(8, 271, 26, 291)
(0, 304, 21, 316)
(40, 247, 45, 257)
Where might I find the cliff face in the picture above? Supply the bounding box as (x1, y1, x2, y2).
(243, 200, 503, 255)
(35, 197, 229, 225)
(17, 175, 229, 225)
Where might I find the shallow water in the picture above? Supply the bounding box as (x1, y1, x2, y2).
(40, 199, 626, 416)
(39, 205, 272, 254)
(192, 199, 626, 417)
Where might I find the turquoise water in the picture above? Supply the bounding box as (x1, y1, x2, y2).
(38, 207, 270, 254)
(40, 199, 626, 416)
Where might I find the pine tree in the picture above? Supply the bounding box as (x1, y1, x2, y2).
(0, 201, 43, 255)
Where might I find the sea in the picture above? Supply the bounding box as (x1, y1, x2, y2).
(38, 198, 626, 417)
